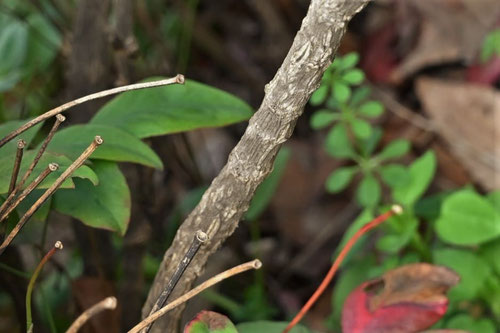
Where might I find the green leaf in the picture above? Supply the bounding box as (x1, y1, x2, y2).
(356, 174, 381, 208)
(310, 110, 339, 129)
(0, 119, 43, 156)
(342, 69, 365, 85)
(377, 139, 410, 161)
(359, 127, 382, 157)
(0, 14, 28, 91)
(91, 79, 253, 138)
(53, 161, 131, 235)
(246, 148, 290, 222)
(351, 118, 372, 139)
(325, 167, 357, 193)
(310, 85, 328, 106)
(16, 190, 52, 222)
(479, 239, 500, 276)
(339, 53, 359, 69)
(0, 151, 98, 194)
(24, 13, 62, 73)
(379, 164, 410, 189)
(325, 123, 355, 159)
(47, 124, 163, 169)
(393, 150, 436, 206)
(350, 86, 371, 106)
(336, 209, 374, 255)
(358, 101, 384, 118)
(376, 214, 418, 253)
(332, 81, 351, 103)
(436, 190, 500, 245)
(480, 28, 500, 63)
(433, 248, 491, 301)
(185, 311, 238, 333)
(487, 190, 500, 214)
(237, 321, 310, 333)
(446, 314, 496, 333)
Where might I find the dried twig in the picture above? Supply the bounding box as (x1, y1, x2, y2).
(0, 75, 184, 149)
(282, 205, 403, 333)
(143, 230, 208, 333)
(8, 139, 26, 195)
(0, 137, 102, 256)
(65, 296, 117, 333)
(130, 259, 261, 333)
(0, 163, 59, 223)
(26, 241, 63, 333)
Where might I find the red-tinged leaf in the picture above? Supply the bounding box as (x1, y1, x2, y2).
(184, 311, 237, 333)
(342, 263, 460, 333)
(466, 56, 500, 86)
(360, 23, 399, 84)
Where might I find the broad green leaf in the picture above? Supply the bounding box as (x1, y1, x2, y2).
(379, 164, 410, 189)
(310, 85, 328, 106)
(377, 139, 410, 161)
(325, 123, 355, 159)
(237, 321, 310, 333)
(53, 161, 130, 235)
(0, 151, 98, 194)
(185, 311, 237, 333)
(446, 314, 496, 333)
(310, 110, 339, 129)
(342, 69, 365, 85)
(47, 124, 163, 169)
(393, 151, 436, 206)
(351, 118, 372, 139)
(436, 191, 500, 245)
(24, 13, 62, 73)
(246, 148, 290, 222)
(0, 14, 28, 91)
(325, 167, 357, 193)
(332, 81, 351, 103)
(433, 248, 491, 301)
(487, 190, 500, 214)
(16, 190, 52, 222)
(376, 214, 418, 253)
(0, 119, 43, 156)
(91, 79, 253, 138)
(356, 174, 380, 208)
(479, 239, 500, 276)
(414, 191, 452, 220)
(339, 53, 359, 69)
(358, 101, 384, 118)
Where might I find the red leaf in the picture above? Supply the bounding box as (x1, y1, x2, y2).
(342, 263, 459, 333)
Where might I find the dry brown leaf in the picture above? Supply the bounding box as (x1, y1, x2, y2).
(391, 0, 500, 82)
(416, 77, 500, 190)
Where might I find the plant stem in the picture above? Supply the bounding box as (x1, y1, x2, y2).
(65, 297, 117, 333)
(26, 241, 63, 332)
(282, 205, 403, 333)
(129, 259, 262, 333)
(9, 139, 26, 195)
(0, 262, 31, 279)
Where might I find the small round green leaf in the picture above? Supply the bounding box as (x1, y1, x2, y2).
(185, 311, 238, 333)
(342, 69, 365, 85)
(340, 52, 359, 69)
(377, 139, 410, 161)
(325, 123, 356, 159)
(310, 110, 339, 129)
(356, 174, 381, 208)
(379, 164, 410, 189)
(310, 85, 328, 106)
(332, 81, 351, 103)
(436, 190, 500, 245)
(325, 167, 357, 193)
(351, 118, 372, 139)
(358, 101, 384, 118)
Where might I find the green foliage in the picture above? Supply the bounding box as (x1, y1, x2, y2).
(480, 28, 500, 63)
(446, 314, 496, 333)
(91, 79, 253, 138)
(237, 321, 310, 333)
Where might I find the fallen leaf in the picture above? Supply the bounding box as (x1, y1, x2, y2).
(391, 0, 500, 82)
(342, 263, 459, 333)
(466, 56, 500, 85)
(416, 77, 500, 190)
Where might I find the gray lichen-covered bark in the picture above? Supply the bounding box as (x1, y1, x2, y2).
(142, 0, 370, 331)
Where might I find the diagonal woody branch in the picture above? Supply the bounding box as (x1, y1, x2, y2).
(142, 1, 370, 331)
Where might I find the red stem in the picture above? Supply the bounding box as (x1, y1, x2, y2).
(283, 205, 402, 333)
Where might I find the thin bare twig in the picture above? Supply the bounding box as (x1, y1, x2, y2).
(143, 230, 208, 333)
(8, 139, 26, 195)
(26, 241, 63, 333)
(0, 75, 184, 149)
(0, 163, 59, 224)
(0, 137, 103, 256)
(65, 296, 117, 333)
(129, 259, 262, 333)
